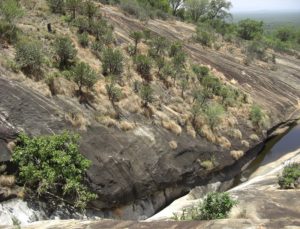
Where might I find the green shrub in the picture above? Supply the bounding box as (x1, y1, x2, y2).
(246, 40, 268, 62)
(195, 23, 216, 47)
(77, 31, 89, 48)
(0, 0, 24, 23)
(169, 41, 183, 57)
(90, 19, 114, 44)
(199, 192, 238, 220)
(140, 84, 154, 107)
(102, 48, 123, 76)
(74, 16, 90, 34)
(275, 27, 295, 42)
(15, 40, 43, 76)
(172, 50, 186, 69)
(204, 103, 225, 129)
(12, 132, 97, 209)
(134, 54, 152, 81)
(91, 40, 103, 58)
(65, 0, 81, 20)
(249, 105, 264, 127)
(120, 0, 148, 20)
(278, 163, 300, 189)
(54, 36, 77, 69)
(0, 19, 19, 44)
(105, 78, 122, 105)
(238, 19, 263, 40)
(71, 62, 98, 94)
(173, 192, 237, 221)
(47, 0, 65, 14)
(129, 31, 143, 55)
(149, 36, 169, 57)
(83, 0, 97, 20)
(192, 65, 210, 81)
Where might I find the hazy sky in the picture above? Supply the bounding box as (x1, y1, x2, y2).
(230, 0, 300, 12)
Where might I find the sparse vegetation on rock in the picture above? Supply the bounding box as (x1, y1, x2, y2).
(278, 163, 300, 189)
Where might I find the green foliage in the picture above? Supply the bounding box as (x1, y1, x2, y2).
(179, 78, 188, 98)
(15, 40, 43, 76)
(238, 19, 264, 40)
(0, 0, 24, 24)
(172, 50, 186, 69)
(54, 36, 77, 69)
(278, 163, 300, 189)
(90, 19, 114, 44)
(275, 27, 295, 42)
(47, 0, 65, 14)
(77, 31, 89, 48)
(66, 0, 81, 19)
(129, 31, 143, 55)
(149, 36, 169, 57)
(0, 19, 20, 44)
(105, 78, 122, 105)
(169, 41, 183, 57)
(134, 54, 152, 81)
(199, 192, 238, 220)
(74, 16, 90, 34)
(140, 84, 154, 107)
(203, 102, 224, 129)
(12, 132, 97, 209)
(192, 65, 209, 81)
(102, 48, 124, 76)
(249, 104, 265, 128)
(246, 40, 268, 62)
(83, 0, 97, 20)
(71, 62, 98, 94)
(201, 74, 221, 94)
(173, 192, 237, 221)
(195, 23, 216, 47)
(120, 0, 148, 20)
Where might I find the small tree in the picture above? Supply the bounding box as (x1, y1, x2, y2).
(47, 0, 65, 14)
(179, 78, 188, 98)
(172, 50, 186, 69)
(238, 19, 263, 40)
(105, 78, 122, 105)
(192, 65, 209, 81)
(71, 62, 98, 95)
(249, 104, 264, 128)
(169, 41, 183, 57)
(84, 0, 97, 21)
(0, 0, 24, 24)
(140, 84, 154, 107)
(149, 36, 169, 57)
(12, 132, 97, 209)
(66, 0, 81, 20)
(195, 23, 216, 47)
(54, 36, 77, 69)
(77, 31, 89, 48)
(134, 54, 152, 81)
(129, 31, 143, 55)
(15, 40, 43, 76)
(199, 192, 237, 220)
(204, 103, 224, 129)
(102, 48, 124, 76)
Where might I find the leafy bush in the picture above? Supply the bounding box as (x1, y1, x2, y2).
(204, 103, 225, 129)
(134, 54, 152, 81)
(54, 36, 77, 69)
(192, 65, 209, 81)
(173, 192, 237, 221)
(83, 0, 97, 20)
(77, 31, 89, 48)
(47, 0, 65, 14)
(65, 0, 81, 20)
(120, 0, 148, 20)
(199, 192, 238, 220)
(102, 48, 123, 76)
(195, 23, 216, 47)
(74, 16, 90, 34)
(278, 163, 300, 189)
(0, 19, 19, 44)
(15, 40, 43, 76)
(12, 132, 97, 209)
(238, 19, 263, 40)
(275, 27, 295, 42)
(105, 78, 122, 105)
(90, 19, 114, 44)
(249, 105, 265, 128)
(129, 31, 143, 55)
(140, 84, 154, 107)
(71, 62, 98, 94)
(149, 36, 169, 57)
(246, 40, 268, 62)
(169, 41, 183, 57)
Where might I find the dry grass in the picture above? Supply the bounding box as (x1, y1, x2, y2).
(119, 95, 142, 114)
(120, 120, 135, 131)
(97, 115, 119, 129)
(250, 134, 259, 141)
(169, 140, 178, 150)
(65, 112, 89, 131)
(200, 125, 216, 143)
(230, 150, 244, 160)
(229, 129, 243, 140)
(162, 119, 182, 135)
(0, 175, 15, 187)
(6, 141, 16, 153)
(48, 76, 76, 97)
(217, 136, 231, 149)
(187, 125, 196, 138)
(200, 160, 214, 170)
(241, 140, 250, 148)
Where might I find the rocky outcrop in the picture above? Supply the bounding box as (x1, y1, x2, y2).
(0, 4, 300, 221)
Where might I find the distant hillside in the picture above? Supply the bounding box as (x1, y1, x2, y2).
(232, 11, 300, 29)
